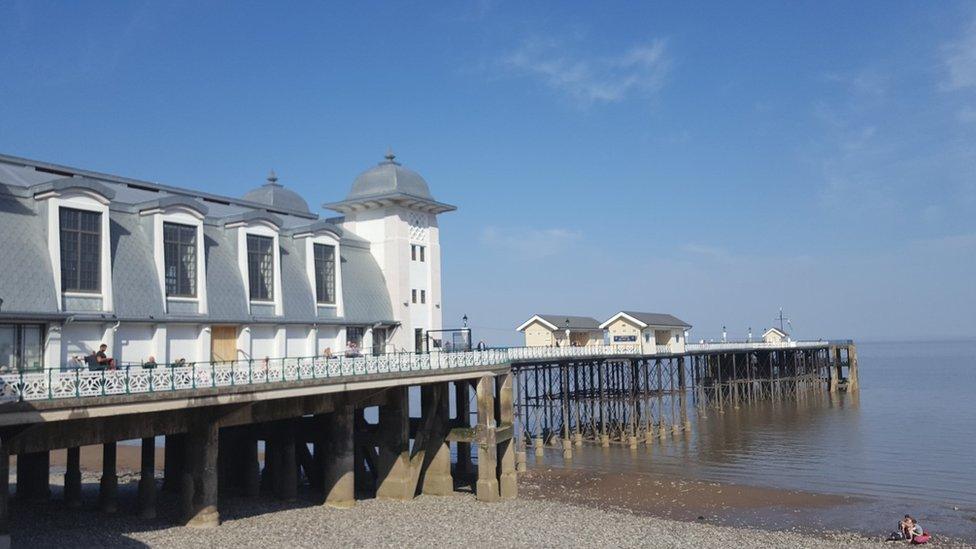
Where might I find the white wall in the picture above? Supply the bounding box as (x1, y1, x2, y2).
(167, 324, 200, 363)
(286, 325, 309, 357)
(250, 325, 275, 360)
(61, 323, 104, 364)
(117, 324, 154, 365)
(316, 326, 340, 355)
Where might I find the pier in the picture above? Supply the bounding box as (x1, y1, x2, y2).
(0, 351, 518, 546)
(508, 341, 858, 458)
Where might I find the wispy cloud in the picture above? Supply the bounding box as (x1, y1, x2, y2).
(942, 15, 976, 90)
(501, 38, 670, 106)
(480, 226, 582, 257)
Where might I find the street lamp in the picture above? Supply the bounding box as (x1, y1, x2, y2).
(565, 318, 571, 347)
(748, 326, 753, 342)
(462, 314, 468, 328)
(722, 325, 727, 343)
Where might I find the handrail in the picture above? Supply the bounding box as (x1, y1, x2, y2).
(0, 348, 510, 403)
(0, 340, 834, 403)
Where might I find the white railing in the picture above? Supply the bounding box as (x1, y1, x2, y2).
(655, 345, 670, 354)
(0, 341, 833, 403)
(0, 349, 509, 403)
(505, 345, 639, 361)
(685, 340, 828, 352)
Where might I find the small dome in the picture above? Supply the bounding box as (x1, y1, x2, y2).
(243, 170, 311, 213)
(347, 149, 433, 201)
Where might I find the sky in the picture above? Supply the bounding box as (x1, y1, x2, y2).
(1, 1, 974, 344)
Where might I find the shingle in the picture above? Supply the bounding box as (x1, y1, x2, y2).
(110, 213, 165, 318)
(536, 315, 602, 330)
(340, 244, 394, 323)
(203, 226, 249, 321)
(621, 311, 692, 328)
(0, 195, 57, 313)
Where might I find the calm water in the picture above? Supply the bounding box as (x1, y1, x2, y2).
(535, 340, 976, 539)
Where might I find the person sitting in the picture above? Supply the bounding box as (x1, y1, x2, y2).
(93, 344, 117, 370)
(345, 341, 360, 358)
(898, 515, 923, 540)
(322, 347, 333, 359)
(143, 356, 158, 369)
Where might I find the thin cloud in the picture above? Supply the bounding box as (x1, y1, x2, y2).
(501, 38, 670, 106)
(943, 15, 976, 90)
(480, 226, 582, 257)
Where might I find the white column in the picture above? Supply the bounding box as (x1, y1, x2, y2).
(152, 324, 168, 365)
(199, 325, 212, 363)
(274, 325, 287, 358)
(238, 326, 252, 360)
(308, 326, 318, 357)
(45, 323, 62, 370)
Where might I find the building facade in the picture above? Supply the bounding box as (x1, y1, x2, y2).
(600, 311, 691, 354)
(515, 315, 604, 347)
(0, 150, 454, 371)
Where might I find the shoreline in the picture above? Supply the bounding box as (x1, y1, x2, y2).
(10, 444, 972, 546)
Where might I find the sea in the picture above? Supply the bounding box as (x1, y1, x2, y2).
(534, 339, 976, 541)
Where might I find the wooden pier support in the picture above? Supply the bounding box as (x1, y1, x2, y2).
(322, 404, 356, 508)
(375, 387, 413, 500)
(181, 421, 219, 528)
(99, 442, 118, 514)
(63, 446, 81, 509)
(138, 437, 157, 519)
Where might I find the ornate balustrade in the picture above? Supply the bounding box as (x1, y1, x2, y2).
(0, 349, 509, 403)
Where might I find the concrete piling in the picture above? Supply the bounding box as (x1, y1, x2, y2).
(163, 434, 185, 493)
(182, 421, 219, 528)
(496, 373, 517, 500)
(135, 438, 157, 519)
(419, 384, 453, 497)
(322, 404, 356, 508)
(0, 446, 9, 549)
(16, 451, 50, 502)
(63, 446, 81, 509)
(475, 375, 499, 502)
(99, 443, 118, 514)
(375, 387, 413, 500)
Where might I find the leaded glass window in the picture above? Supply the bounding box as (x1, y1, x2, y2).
(59, 207, 101, 292)
(313, 243, 336, 304)
(247, 234, 274, 301)
(163, 222, 197, 297)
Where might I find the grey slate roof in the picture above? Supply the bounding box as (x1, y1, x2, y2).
(243, 172, 311, 214)
(110, 213, 165, 318)
(621, 311, 692, 328)
(0, 153, 398, 327)
(536, 315, 602, 330)
(202, 226, 249, 321)
(0, 193, 58, 313)
(347, 151, 433, 201)
(340, 244, 394, 323)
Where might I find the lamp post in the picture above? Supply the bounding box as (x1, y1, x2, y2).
(748, 326, 753, 343)
(722, 325, 727, 343)
(462, 314, 468, 328)
(565, 318, 571, 348)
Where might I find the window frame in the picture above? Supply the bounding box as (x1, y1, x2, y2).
(59, 207, 102, 293)
(0, 323, 45, 371)
(313, 243, 337, 305)
(163, 221, 198, 298)
(246, 233, 276, 302)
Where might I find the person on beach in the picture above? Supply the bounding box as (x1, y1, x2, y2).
(94, 344, 117, 370)
(898, 515, 923, 540)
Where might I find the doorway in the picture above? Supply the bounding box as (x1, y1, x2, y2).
(211, 325, 238, 362)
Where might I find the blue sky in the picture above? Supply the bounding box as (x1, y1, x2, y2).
(1, 1, 974, 343)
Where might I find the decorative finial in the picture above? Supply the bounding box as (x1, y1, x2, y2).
(266, 169, 280, 186)
(384, 147, 396, 162)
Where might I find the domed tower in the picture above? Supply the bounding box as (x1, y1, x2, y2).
(325, 149, 456, 352)
(243, 170, 311, 213)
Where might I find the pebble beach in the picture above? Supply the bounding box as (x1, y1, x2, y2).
(9, 472, 972, 548)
